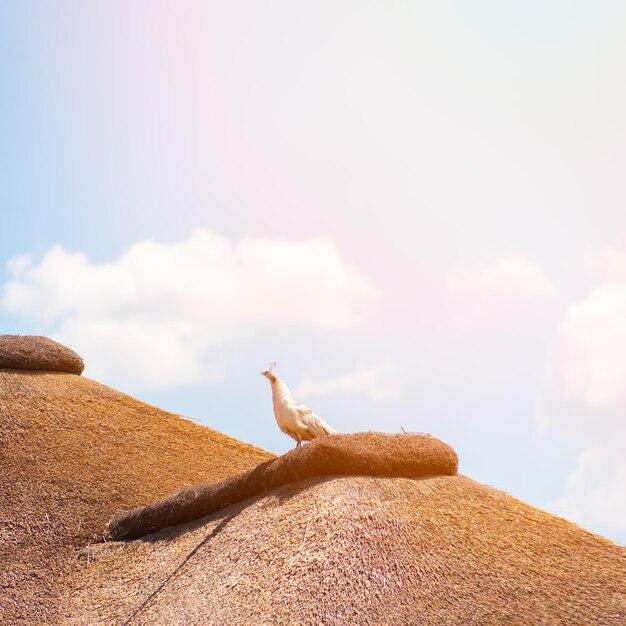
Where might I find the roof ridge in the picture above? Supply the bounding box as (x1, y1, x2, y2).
(107, 432, 458, 540)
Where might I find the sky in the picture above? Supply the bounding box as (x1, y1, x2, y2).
(1, 1, 625, 543)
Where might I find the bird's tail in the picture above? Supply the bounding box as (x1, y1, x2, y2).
(318, 419, 338, 436)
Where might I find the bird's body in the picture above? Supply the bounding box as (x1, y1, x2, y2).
(262, 369, 337, 447)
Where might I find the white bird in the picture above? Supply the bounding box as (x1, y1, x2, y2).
(261, 363, 338, 448)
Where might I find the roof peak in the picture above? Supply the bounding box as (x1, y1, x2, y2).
(0, 335, 84, 375)
(107, 432, 458, 540)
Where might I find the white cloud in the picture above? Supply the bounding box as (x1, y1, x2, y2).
(449, 256, 554, 299)
(295, 360, 402, 402)
(550, 445, 626, 531)
(538, 280, 626, 533)
(586, 247, 626, 282)
(1, 230, 375, 390)
(538, 284, 626, 434)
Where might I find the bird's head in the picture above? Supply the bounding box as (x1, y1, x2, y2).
(261, 362, 277, 383)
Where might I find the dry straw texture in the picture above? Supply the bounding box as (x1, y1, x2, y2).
(0, 335, 85, 374)
(0, 370, 272, 625)
(1, 356, 625, 626)
(66, 475, 626, 626)
(107, 432, 458, 540)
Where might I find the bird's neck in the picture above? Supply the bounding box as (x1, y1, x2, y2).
(271, 378, 293, 406)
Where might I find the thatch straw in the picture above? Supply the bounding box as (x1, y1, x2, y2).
(3, 366, 625, 626)
(0, 369, 272, 625)
(65, 475, 626, 626)
(0, 335, 84, 374)
(106, 433, 458, 540)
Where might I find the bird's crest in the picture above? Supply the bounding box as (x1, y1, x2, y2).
(268, 362, 277, 372)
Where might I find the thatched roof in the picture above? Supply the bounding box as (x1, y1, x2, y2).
(64, 474, 626, 625)
(0, 334, 85, 374)
(0, 369, 272, 625)
(1, 354, 625, 625)
(107, 432, 458, 541)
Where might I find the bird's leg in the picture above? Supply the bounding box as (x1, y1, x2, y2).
(296, 440, 301, 449)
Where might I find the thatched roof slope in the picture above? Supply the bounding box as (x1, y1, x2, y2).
(0, 335, 84, 374)
(108, 432, 458, 540)
(64, 474, 626, 626)
(3, 351, 624, 625)
(0, 370, 272, 625)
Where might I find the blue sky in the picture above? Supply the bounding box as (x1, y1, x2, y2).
(2, 1, 626, 543)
